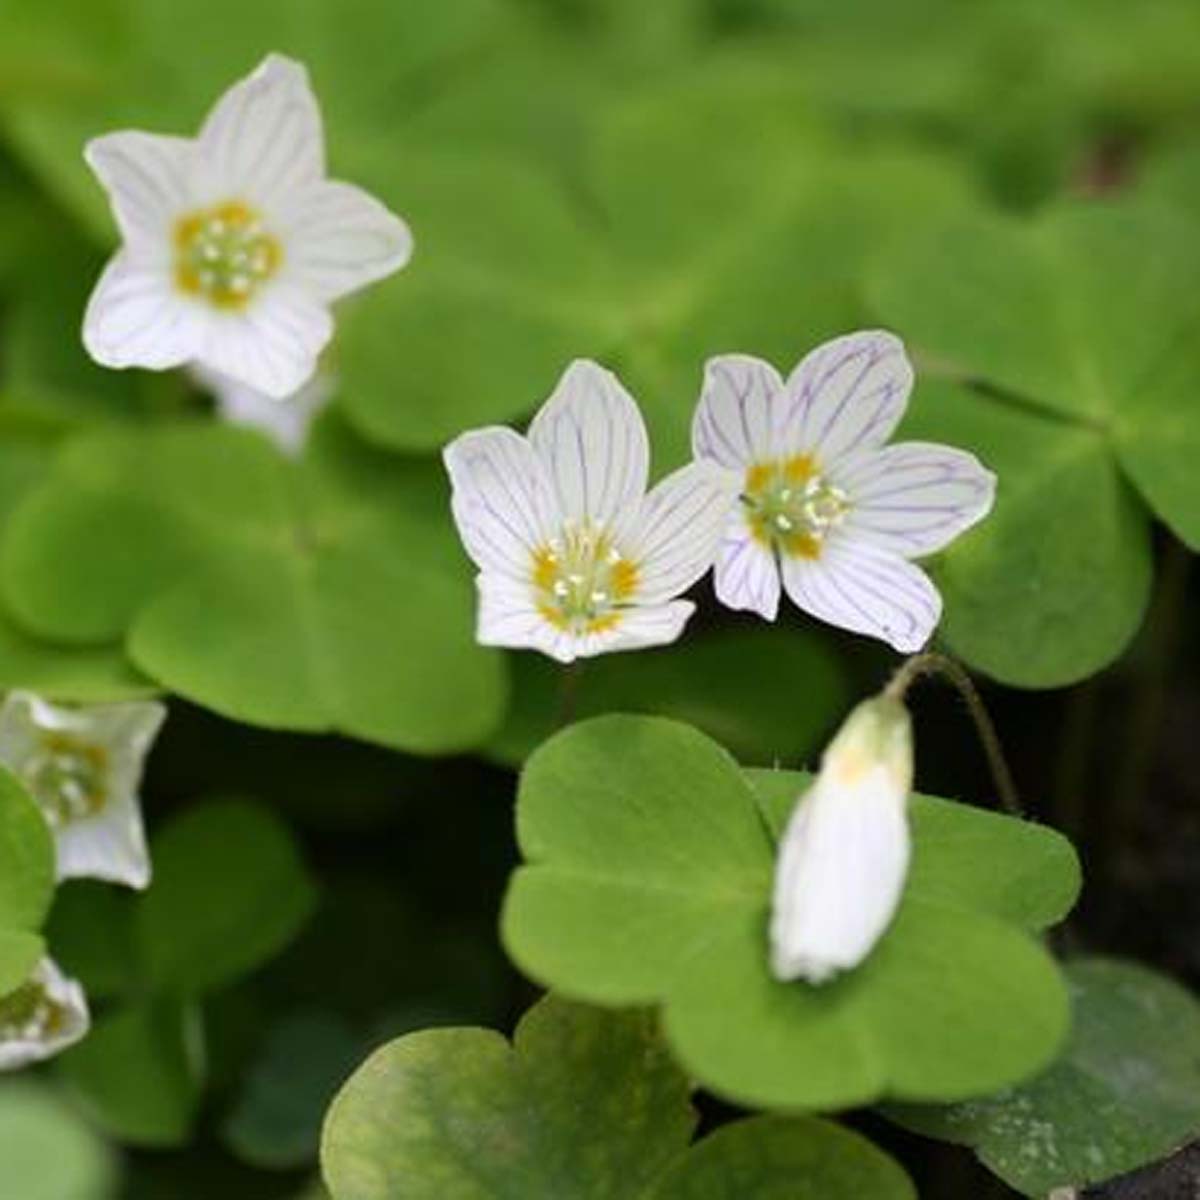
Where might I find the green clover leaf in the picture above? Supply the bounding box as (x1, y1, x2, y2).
(502, 715, 1079, 1110)
(58, 999, 202, 1148)
(0, 416, 507, 753)
(320, 992, 917, 1200)
(136, 800, 318, 996)
(0, 417, 150, 703)
(50, 797, 317, 1148)
(872, 201, 1200, 685)
(896, 378, 1151, 689)
(0, 763, 54, 991)
(889, 958, 1200, 1197)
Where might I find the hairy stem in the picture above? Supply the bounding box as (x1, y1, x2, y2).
(885, 651, 1021, 817)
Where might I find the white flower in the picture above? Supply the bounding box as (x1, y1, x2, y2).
(770, 696, 913, 984)
(444, 360, 739, 663)
(82, 53, 412, 398)
(190, 363, 331, 456)
(0, 957, 90, 1070)
(692, 331, 996, 652)
(0, 692, 166, 890)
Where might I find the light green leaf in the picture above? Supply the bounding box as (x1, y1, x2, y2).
(336, 145, 615, 452)
(0, 761, 55, 932)
(0, 421, 150, 703)
(897, 380, 1151, 687)
(746, 769, 1080, 933)
(0, 929, 46, 997)
(868, 202, 1200, 684)
(137, 800, 317, 996)
(503, 715, 1077, 1110)
(1, 419, 508, 753)
(0, 217, 159, 423)
(3, 0, 503, 244)
(487, 626, 848, 768)
(872, 203, 1200, 552)
(58, 999, 203, 1148)
(648, 1115, 915, 1200)
(321, 993, 696, 1199)
(0, 1081, 118, 1200)
(322, 992, 917, 1199)
(582, 64, 973, 468)
(888, 958, 1200, 1197)
(0, 617, 150, 704)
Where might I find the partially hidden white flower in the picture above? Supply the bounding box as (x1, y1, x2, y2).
(190, 362, 331, 456)
(83, 53, 412, 398)
(0, 957, 90, 1070)
(0, 692, 166, 890)
(692, 331, 996, 652)
(444, 360, 740, 663)
(770, 695, 913, 984)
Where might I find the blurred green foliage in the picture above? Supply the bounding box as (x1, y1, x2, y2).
(0, 0, 1197, 1195)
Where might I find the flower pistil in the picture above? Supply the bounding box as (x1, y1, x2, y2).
(173, 200, 282, 309)
(0, 978, 70, 1045)
(532, 520, 639, 635)
(742, 454, 849, 560)
(22, 733, 108, 829)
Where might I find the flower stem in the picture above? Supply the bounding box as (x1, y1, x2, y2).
(556, 660, 585, 729)
(884, 651, 1021, 817)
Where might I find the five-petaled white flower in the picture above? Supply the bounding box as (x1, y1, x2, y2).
(444, 360, 739, 663)
(692, 330, 996, 652)
(0, 957, 90, 1070)
(770, 695, 913, 984)
(0, 692, 166, 890)
(83, 53, 412, 398)
(191, 363, 331, 456)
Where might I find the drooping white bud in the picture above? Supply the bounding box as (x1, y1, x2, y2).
(769, 696, 913, 984)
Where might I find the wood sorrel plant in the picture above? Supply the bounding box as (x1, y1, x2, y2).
(0, 7, 1196, 1198)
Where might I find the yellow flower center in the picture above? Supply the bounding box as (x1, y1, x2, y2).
(531, 520, 639, 635)
(743, 455, 849, 559)
(0, 979, 65, 1043)
(174, 200, 282, 309)
(23, 735, 108, 828)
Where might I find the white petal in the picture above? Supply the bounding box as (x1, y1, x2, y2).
(475, 578, 692, 662)
(0, 693, 164, 890)
(712, 518, 781, 621)
(604, 601, 695, 654)
(444, 428, 560, 582)
(0, 958, 90, 1070)
(475, 574, 575, 662)
(837, 442, 997, 559)
(195, 54, 324, 207)
(691, 354, 785, 470)
(56, 793, 150, 889)
(781, 538, 941, 653)
(198, 283, 331, 398)
(83, 132, 195, 251)
(770, 764, 911, 983)
(625, 460, 739, 604)
(192, 364, 332, 456)
(284, 180, 413, 302)
(780, 330, 913, 466)
(82, 254, 202, 371)
(528, 361, 650, 527)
